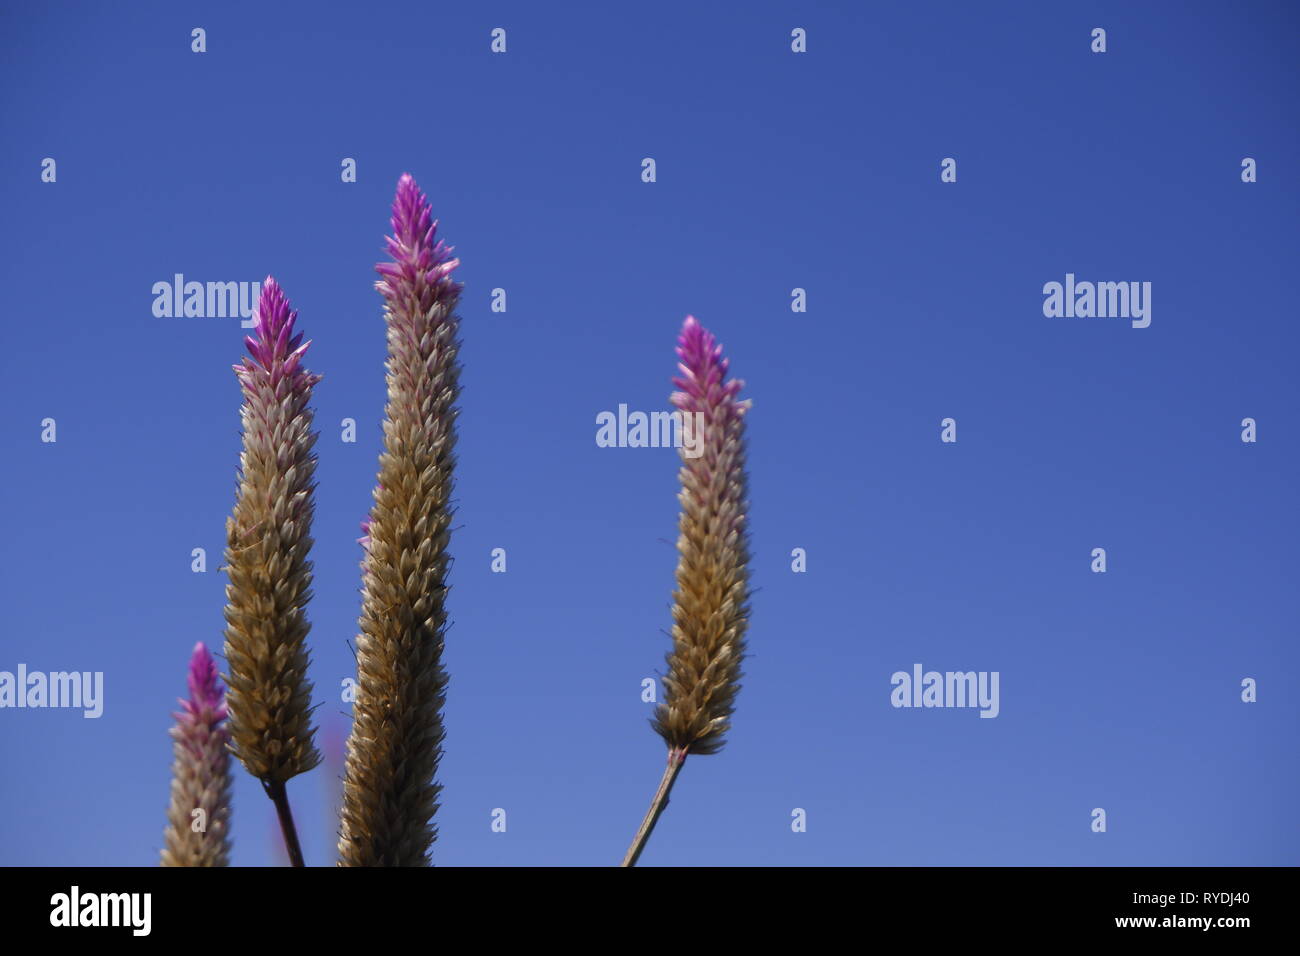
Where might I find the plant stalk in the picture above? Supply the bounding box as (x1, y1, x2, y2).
(621, 747, 688, 867)
(265, 779, 305, 867)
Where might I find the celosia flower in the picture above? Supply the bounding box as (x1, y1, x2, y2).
(653, 315, 752, 755)
(624, 315, 752, 866)
(222, 277, 322, 788)
(338, 174, 462, 867)
(160, 642, 233, 867)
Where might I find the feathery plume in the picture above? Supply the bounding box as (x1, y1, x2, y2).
(222, 276, 322, 866)
(338, 173, 462, 867)
(161, 642, 233, 867)
(622, 315, 752, 866)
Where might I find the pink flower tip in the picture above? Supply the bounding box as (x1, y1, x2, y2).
(391, 174, 434, 248)
(377, 173, 461, 297)
(671, 315, 748, 415)
(183, 642, 226, 719)
(242, 276, 311, 373)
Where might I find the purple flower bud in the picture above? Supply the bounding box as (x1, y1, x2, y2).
(233, 277, 319, 393)
(375, 174, 462, 314)
(180, 640, 227, 726)
(161, 642, 233, 866)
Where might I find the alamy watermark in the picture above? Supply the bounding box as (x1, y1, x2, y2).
(890, 663, 999, 718)
(1043, 273, 1151, 328)
(595, 404, 705, 458)
(0, 665, 103, 718)
(152, 275, 261, 326)
(50, 887, 150, 936)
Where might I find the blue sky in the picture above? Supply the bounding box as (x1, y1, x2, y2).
(0, 0, 1296, 866)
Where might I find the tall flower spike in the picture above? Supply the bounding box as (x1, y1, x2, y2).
(622, 315, 752, 866)
(222, 277, 322, 865)
(338, 174, 462, 866)
(653, 315, 752, 754)
(161, 643, 233, 867)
